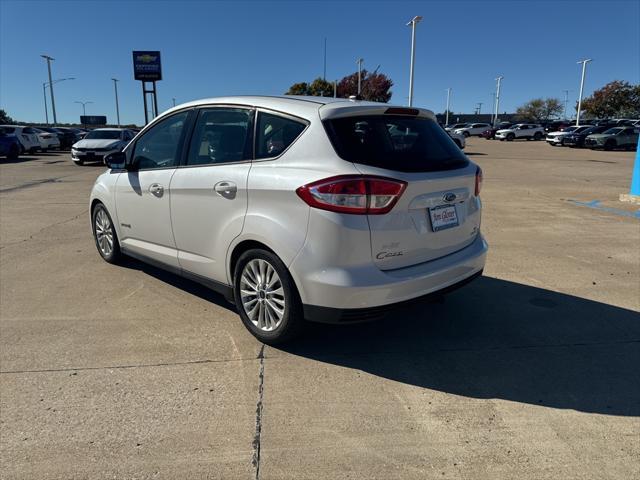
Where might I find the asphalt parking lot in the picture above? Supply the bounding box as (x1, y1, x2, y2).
(1, 140, 639, 479)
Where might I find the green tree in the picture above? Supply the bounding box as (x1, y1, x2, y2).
(308, 77, 334, 97)
(0, 109, 15, 124)
(285, 82, 310, 96)
(516, 98, 563, 122)
(580, 81, 640, 118)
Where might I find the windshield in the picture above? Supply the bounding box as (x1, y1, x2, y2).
(562, 126, 578, 133)
(324, 115, 469, 173)
(603, 128, 623, 135)
(85, 130, 121, 140)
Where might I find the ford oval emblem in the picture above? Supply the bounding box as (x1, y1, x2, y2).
(443, 192, 457, 202)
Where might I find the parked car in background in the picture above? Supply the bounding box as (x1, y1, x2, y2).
(0, 127, 21, 159)
(0, 125, 40, 153)
(448, 131, 466, 149)
(72, 128, 136, 165)
(543, 120, 572, 134)
(480, 122, 513, 139)
(445, 123, 469, 132)
(33, 127, 61, 151)
(495, 124, 544, 141)
(562, 125, 612, 148)
(43, 127, 79, 149)
(90, 96, 487, 343)
(453, 123, 492, 137)
(584, 126, 639, 151)
(545, 125, 592, 146)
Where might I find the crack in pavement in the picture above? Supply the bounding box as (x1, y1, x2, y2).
(252, 344, 266, 480)
(0, 209, 89, 250)
(0, 356, 260, 375)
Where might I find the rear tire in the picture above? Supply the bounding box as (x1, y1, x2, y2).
(534, 132, 543, 141)
(234, 249, 304, 345)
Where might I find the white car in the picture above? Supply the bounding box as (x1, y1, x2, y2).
(546, 125, 591, 146)
(71, 128, 136, 165)
(0, 125, 41, 153)
(495, 123, 544, 141)
(445, 123, 468, 132)
(33, 128, 61, 151)
(90, 96, 487, 343)
(454, 123, 491, 137)
(448, 131, 466, 149)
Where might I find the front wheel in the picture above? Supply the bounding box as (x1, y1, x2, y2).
(234, 249, 304, 344)
(534, 132, 543, 141)
(462, 131, 470, 138)
(506, 133, 515, 141)
(604, 140, 615, 151)
(92, 204, 121, 264)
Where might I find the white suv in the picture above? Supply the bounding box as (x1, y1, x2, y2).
(0, 125, 41, 153)
(495, 123, 544, 141)
(90, 96, 487, 343)
(454, 123, 491, 137)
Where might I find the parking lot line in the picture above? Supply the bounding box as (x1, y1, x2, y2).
(567, 199, 640, 219)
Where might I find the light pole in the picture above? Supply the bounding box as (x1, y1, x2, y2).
(356, 58, 364, 95)
(172, 97, 176, 107)
(406, 15, 422, 107)
(493, 76, 503, 127)
(563, 90, 570, 120)
(41, 55, 57, 125)
(42, 77, 75, 125)
(477, 102, 483, 115)
(75, 101, 93, 127)
(445, 88, 451, 125)
(576, 59, 592, 126)
(111, 78, 120, 127)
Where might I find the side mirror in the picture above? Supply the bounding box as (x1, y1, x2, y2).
(104, 151, 127, 170)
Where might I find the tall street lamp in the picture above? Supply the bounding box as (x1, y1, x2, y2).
(75, 101, 93, 127)
(563, 90, 570, 120)
(445, 88, 452, 125)
(111, 78, 120, 127)
(576, 59, 592, 126)
(41, 55, 57, 125)
(406, 15, 422, 107)
(43, 77, 75, 124)
(493, 75, 503, 127)
(356, 58, 364, 95)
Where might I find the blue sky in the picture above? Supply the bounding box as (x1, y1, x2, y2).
(1, 0, 638, 126)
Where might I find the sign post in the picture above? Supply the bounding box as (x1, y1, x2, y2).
(132, 51, 162, 125)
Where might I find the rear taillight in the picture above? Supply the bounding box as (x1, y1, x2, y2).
(296, 175, 407, 215)
(475, 167, 483, 196)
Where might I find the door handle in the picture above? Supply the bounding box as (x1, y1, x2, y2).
(149, 183, 164, 197)
(214, 181, 237, 195)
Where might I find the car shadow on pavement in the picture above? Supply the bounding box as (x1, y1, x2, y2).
(119, 256, 237, 311)
(278, 276, 640, 417)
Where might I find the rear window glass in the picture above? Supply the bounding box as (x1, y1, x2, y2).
(324, 115, 468, 173)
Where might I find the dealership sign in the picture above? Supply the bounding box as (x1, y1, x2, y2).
(132, 51, 162, 81)
(80, 115, 107, 126)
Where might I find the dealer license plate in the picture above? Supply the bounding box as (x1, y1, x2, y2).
(429, 205, 459, 232)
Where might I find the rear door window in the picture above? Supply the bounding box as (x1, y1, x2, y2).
(255, 112, 307, 159)
(324, 115, 468, 172)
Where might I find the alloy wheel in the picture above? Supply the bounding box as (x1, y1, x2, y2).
(94, 208, 114, 256)
(239, 259, 286, 331)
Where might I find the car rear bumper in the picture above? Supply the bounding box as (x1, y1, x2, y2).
(298, 233, 488, 317)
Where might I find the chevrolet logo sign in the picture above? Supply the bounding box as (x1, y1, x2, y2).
(137, 54, 157, 63)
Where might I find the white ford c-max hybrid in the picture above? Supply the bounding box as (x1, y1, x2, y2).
(90, 96, 487, 343)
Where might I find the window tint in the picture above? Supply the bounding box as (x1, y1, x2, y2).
(23, 127, 36, 134)
(3, 127, 15, 133)
(187, 108, 252, 166)
(133, 111, 189, 170)
(324, 115, 468, 173)
(256, 112, 306, 159)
